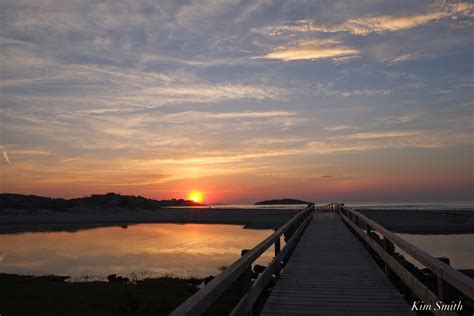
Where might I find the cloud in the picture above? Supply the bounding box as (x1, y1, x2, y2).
(147, 149, 304, 166)
(330, 130, 422, 140)
(135, 84, 286, 105)
(256, 39, 359, 62)
(324, 125, 359, 131)
(315, 83, 390, 97)
(60, 157, 81, 164)
(383, 54, 415, 63)
(266, 2, 473, 36)
(8, 150, 52, 156)
(1, 60, 286, 110)
(3, 152, 11, 164)
(308, 129, 472, 155)
(376, 114, 417, 124)
(159, 111, 295, 123)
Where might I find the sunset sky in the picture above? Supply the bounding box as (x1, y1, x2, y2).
(1, 1, 473, 203)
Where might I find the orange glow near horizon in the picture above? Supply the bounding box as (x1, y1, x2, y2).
(188, 191, 203, 203)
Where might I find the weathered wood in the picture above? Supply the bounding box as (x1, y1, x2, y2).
(170, 205, 313, 316)
(174, 202, 472, 315)
(230, 213, 313, 316)
(341, 213, 457, 316)
(274, 237, 281, 278)
(340, 205, 474, 300)
(261, 212, 413, 315)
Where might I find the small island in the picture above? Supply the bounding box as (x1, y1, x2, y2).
(255, 198, 309, 205)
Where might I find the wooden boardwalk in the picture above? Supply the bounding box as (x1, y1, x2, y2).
(261, 212, 414, 315)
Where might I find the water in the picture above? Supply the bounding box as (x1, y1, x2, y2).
(173, 204, 309, 209)
(396, 233, 474, 269)
(0, 223, 275, 281)
(177, 202, 474, 211)
(346, 201, 474, 211)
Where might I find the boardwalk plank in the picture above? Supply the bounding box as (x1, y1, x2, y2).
(261, 212, 414, 315)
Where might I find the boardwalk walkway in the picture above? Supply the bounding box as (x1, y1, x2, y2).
(261, 212, 414, 315)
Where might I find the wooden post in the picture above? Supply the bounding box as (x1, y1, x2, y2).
(275, 237, 281, 278)
(383, 239, 391, 277)
(239, 249, 252, 295)
(437, 276, 444, 300)
(366, 225, 372, 251)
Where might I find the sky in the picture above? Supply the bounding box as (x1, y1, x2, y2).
(0, 0, 473, 203)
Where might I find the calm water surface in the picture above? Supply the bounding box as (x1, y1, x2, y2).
(397, 233, 473, 269)
(0, 223, 274, 281)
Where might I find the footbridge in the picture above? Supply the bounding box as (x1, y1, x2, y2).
(171, 204, 474, 315)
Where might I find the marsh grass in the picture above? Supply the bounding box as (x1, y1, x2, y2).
(0, 273, 202, 316)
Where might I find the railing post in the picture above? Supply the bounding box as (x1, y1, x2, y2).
(274, 236, 281, 278)
(437, 276, 444, 300)
(383, 239, 389, 274)
(239, 249, 252, 295)
(366, 225, 372, 251)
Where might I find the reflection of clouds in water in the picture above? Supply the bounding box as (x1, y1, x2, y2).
(0, 224, 273, 279)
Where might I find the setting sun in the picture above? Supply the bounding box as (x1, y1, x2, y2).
(189, 192, 203, 203)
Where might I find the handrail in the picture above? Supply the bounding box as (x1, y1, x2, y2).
(170, 204, 314, 316)
(322, 203, 474, 316)
(315, 203, 342, 212)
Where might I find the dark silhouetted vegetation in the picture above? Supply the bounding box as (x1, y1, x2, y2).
(0, 273, 248, 316)
(0, 193, 201, 212)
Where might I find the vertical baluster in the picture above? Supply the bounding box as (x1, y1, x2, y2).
(239, 249, 252, 295)
(275, 236, 281, 278)
(383, 239, 391, 277)
(437, 276, 444, 300)
(366, 225, 372, 251)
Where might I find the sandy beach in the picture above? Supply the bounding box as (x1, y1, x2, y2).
(0, 207, 473, 234)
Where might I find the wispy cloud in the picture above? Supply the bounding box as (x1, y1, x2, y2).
(159, 111, 295, 123)
(60, 157, 81, 164)
(1, 0, 472, 201)
(330, 130, 422, 140)
(256, 39, 359, 62)
(324, 125, 359, 131)
(308, 129, 472, 154)
(315, 83, 390, 97)
(3, 152, 11, 164)
(266, 2, 473, 36)
(376, 114, 417, 124)
(8, 150, 52, 156)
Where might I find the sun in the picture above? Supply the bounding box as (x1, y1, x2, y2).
(189, 191, 203, 203)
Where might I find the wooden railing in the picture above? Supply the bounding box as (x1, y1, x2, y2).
(316, 203, 343, 212)
(328, 203, 474, 316)
(170, 204, 314, 316)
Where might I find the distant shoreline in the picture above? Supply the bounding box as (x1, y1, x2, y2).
(1, 207, 473, 235)
(0, 207, 299, 234)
